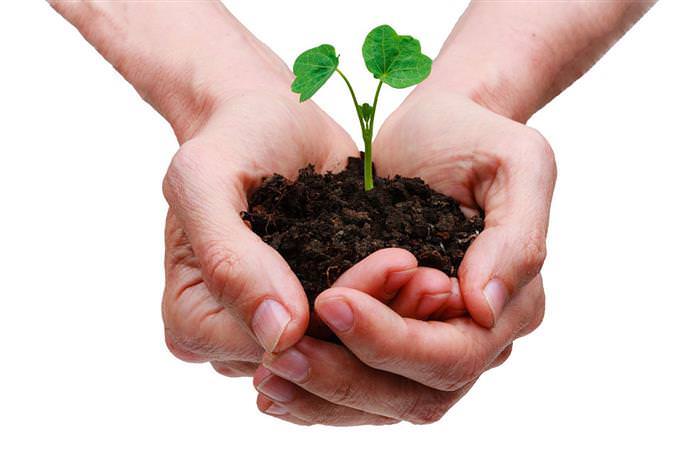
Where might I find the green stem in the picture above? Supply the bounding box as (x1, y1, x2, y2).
(335, 69, 366, 130)
(363, 80, 383, 191)
(368, 80, 383, 133)
(335, 69, 383, 191)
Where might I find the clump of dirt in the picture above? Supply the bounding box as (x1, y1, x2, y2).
(242, 157, 483, 304)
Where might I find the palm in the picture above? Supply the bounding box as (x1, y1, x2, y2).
(374, 90, 556, 327)
(376, 93, 530, 211)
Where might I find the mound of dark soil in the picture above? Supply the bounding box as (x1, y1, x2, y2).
(242, 157, 483, 304)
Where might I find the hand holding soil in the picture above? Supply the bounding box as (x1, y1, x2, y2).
(374, 87, 557, 328)
(50, 0, 654, 426)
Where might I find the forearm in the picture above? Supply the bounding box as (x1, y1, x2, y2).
(422, 0, 655, 122)
(50, 0, 291, 142)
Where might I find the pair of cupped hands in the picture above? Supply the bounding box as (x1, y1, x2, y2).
(161, 38, 556, 426)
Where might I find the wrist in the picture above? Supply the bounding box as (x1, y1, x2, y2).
(51, 1, 293, 142)
(416, 1, 655, 123)
(416, 45, 550, 123)
(140, 32, 293, 142)
(415, 9, 565, 124)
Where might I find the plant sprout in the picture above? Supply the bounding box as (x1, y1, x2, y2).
(291, 24, 432, 191)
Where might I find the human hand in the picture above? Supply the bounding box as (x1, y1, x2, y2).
(160, 81, 356, 370)
(251, 87, 556, 425)
(375, 89, 556, 328)
(48, 0, 346, 373)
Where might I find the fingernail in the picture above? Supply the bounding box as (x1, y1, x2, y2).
(264, 348, 310, 383)
(316, 297, 354, 332)
(252, 299, 291, 352)
(384, 269, 416, 298)
(483, 278, 509, 326)
(265, 402, 289, 416)
(416, 292, 450, 319)
(257, 374, 296, 403)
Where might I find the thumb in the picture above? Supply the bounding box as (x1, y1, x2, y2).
(459, 133, 556, 328)
(163, 138, 309, 352)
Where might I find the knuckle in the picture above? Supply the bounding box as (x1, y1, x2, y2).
(522, 230, 547, 277)
(306, 405, 346, 426)
(437, 339, 488, 391)
(497, 345, 513, 365)
(510, 128, 557, 183)
(414, 404, 449, 425)
(202, 242, 246, 303)
(162, 294, 222, 363)
(519, 289, 546, 338)
(327, 380, 357, 407)
(360, 348, 394, 370)
(162, 164, 178, 205)
(164, 330, 208, 363)
(162, 296, 195, 344)
(353, 334, 405, 371)
(488, 344, 514, 370)
(163, 143, 202, 204)
(400, 393, 451, 425)
(526, 128, 558, 182)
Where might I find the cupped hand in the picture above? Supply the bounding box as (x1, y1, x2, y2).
(252, 88, 556, 425)
(375, 88, 557, 327)
(161, 84, 355, 370)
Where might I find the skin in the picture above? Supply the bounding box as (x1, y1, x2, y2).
(50, 0, 653, 426)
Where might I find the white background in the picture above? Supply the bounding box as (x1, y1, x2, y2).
(1, 1, 678, 451)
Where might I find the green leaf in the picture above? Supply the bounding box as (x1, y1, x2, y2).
(291, 44, 339, 102)
(360, 103, 373, 122)
(362, 25, 432, 89)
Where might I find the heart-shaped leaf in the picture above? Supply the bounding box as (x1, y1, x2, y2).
(291, 44, 339, 102)
(362, 25, 432, 89)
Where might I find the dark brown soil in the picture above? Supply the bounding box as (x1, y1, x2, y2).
(242, 157, 484, 304)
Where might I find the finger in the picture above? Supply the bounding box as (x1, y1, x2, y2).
(260, 336, 469, 424)
(390, 268, 465, 319)
(488, 343, 513, 370)
(253, 366, 398, 426)
(332, 248, 417, 301)
(306, 248, 420, 338)
(211, 360, 258, 377)
(163, 138, 308, 353)
(459, 130, 556, 327)
(433, 278, 467, 319)
(314, 277, 543, 391)
(256, 395, 313, 426)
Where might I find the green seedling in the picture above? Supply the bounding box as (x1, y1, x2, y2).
(291, 24, 432, 190)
